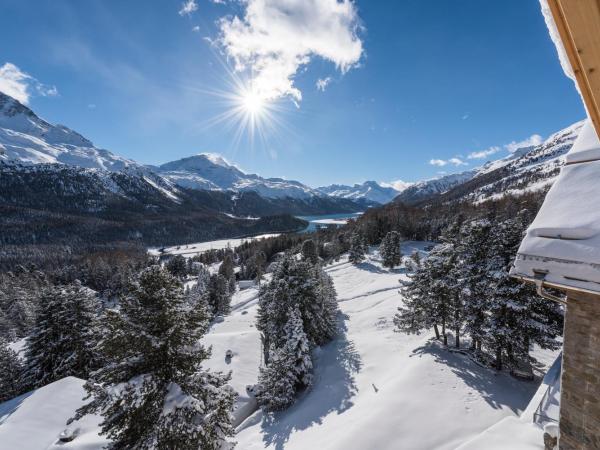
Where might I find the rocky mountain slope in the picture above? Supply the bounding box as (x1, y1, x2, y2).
(156, 153, 321, 200)
(395, 120, 584, 206)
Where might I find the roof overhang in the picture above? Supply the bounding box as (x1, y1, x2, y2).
(546, 0, 600, 138)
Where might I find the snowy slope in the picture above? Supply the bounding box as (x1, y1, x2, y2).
(157, 154, 322, 200)
(0, 92, 137, 171)
(231, 243, 554, 450)
(0, 377, 108, 450)
(395, 170, 478, 204)
(317, 180, 407, 204)
(0, 243, 556, 449)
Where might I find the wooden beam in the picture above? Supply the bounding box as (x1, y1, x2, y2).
(547, 0, 600, 138)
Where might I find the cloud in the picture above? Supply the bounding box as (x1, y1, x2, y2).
(217, 0, 363, 103)
(468, 146, 501, 159)
(505, 134, 543, 153)
(179, 0, 198, 16)
(87, 103, 97, 109)
(462, 113, 469, 120)
(429, 157, 467, 167)
(192, 25, 200, 32)
(316, 77, 332, 91)
(0, 62, 58, 105)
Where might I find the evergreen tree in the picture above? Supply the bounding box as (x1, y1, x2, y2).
(219, 254, 236, 294)
(256, 305, 312, 411)
(379, 231, 402, 269)
(348, 232, 366, 264)
(24, 283, 100, 388)
(75, 265, 235, 450)
(165, 255, 187, 278)
(0, 339, 24, 403)
(301, 239, 319, 265)
(256, 254, 337, 410)
(205, 274, 231, 317)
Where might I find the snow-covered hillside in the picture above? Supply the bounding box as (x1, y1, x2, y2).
(157, 154, 322, 200)
(0, 92, 137, 171)
(395, 120, 584, 205)
(317, 180, 406, 204)
(0, 242, 555, 449)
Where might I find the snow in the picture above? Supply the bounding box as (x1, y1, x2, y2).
(232, 242, 555, 450)
(564, 119, 600, 164)
(317, 181, 403, 204)
(148, 233, 281, 258)
(512, 119, 600, 291)
(1, 242, 557, 449)
(0, 377, 108, 450)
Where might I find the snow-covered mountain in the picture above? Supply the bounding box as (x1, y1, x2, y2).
(156, 154, 321, 200)
(395, 120, 584, 205)
(317, 180, 408, 204)
(0, 92, 138, 171)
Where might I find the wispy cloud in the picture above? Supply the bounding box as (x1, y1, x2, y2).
(468, 146, 501, 159)
(429, 157, 467, 167)
(462, 113, 469, 120)
(316, 77, 332, 92)
(505, 134, 543, 153)
(179, 0, 198, 16)
(192, 25, 200, 32)
(217, 0, 364, 104)
(467, 134, 543, 160)
(0, 62, 58, 105)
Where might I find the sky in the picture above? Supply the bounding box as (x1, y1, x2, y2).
(0, 0, 585, 187)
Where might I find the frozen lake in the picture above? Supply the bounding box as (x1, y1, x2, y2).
(296, 212, 363, 232)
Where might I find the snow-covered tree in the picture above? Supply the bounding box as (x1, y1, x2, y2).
(301, 239, 319, 265)
(348, 232, 366, 264)
(0, 339, 24, 403)
(256, 254, 337, 410)
(218, 254, 236, 294)
(379, 231, 402, 269)
(74, 265, 235, 450)
(165, 255, 187, 278)
(256, 305, 312, 411)
(205, 274, 231, 317)
(24, 283, 100, 388)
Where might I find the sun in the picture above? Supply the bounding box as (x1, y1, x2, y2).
(242, 90, 265, 115)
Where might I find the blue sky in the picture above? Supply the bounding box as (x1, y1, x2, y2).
(0, 0, 585, 187)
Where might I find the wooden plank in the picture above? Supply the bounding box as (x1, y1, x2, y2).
(547, 0, 600, 138)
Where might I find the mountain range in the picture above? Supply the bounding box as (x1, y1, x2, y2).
(0, 89, 585, 247)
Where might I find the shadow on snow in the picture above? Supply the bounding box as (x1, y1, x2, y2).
(410, 338, 539, 414)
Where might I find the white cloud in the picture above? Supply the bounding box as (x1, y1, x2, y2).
(462, 113, 469, 120)
(316, 77, 332, 92)
(217, 0, 363, 103)
(0, 62, 58, 105)
(192, 25, 200, 32)
(179, 0, 198, 16)
(429, 157, 467, 167)
(468, 146, 501, 159)
(505, 134, 543, 153)
(429, 159, 447, 167)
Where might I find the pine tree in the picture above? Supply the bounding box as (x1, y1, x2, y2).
(24, 283, 100, 388)
(301, 239, 319, 265)
(206, 274, 231, 317)
(380, 231, 402, 269)
(165, 255, 187, 278)
(74, 265, 235, 450)
(218, 254, 236, 294)
(0, 339, 24, 403)
(256, 306, 312, 411)
(256, 254, 337, 410)
(348, 232, 366, 264)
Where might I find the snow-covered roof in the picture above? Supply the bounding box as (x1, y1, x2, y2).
(511, 119, 600, 292)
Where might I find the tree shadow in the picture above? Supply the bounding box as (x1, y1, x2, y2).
(0, 391, 34, 425)
(355, 261, 387, 274)
(410, 339, 539, 414)
(259, 313, 362, 450)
